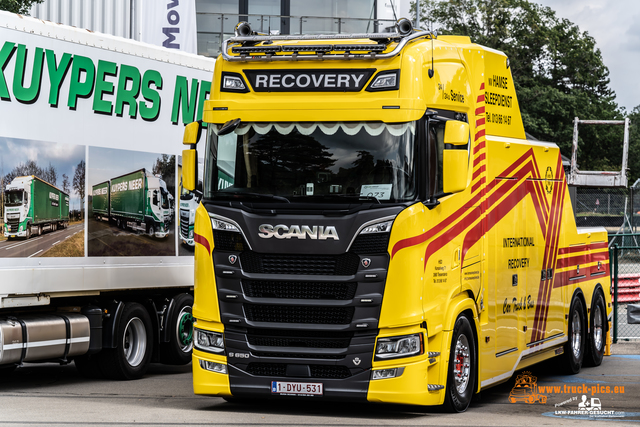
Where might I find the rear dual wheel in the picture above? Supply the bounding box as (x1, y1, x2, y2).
(98, 302, 153, 380)
(562, 295, 586, 374)
(585, 291, 607, 367)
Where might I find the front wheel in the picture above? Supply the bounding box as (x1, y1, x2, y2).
(148, 224, 155, 237)
(562, 295, 586, 374)
(100, 302, 153, 380)
(443, 314, 477, 413)
(585, 291, 607, 367)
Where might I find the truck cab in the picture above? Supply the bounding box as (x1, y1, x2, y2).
(3, 185, 29, 238)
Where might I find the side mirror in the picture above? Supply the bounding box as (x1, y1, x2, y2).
(183, 121, 202, 145)
(442, 120, 470, 194)
(182, 121, 201, 192)
(182, 148, 197, 192)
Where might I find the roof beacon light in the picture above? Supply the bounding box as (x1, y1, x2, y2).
(235, 21, 252, 37)
(396, 18, 413, 37)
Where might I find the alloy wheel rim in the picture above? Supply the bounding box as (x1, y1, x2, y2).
(176, 308, 194, 352)
(572, 310, 582, 358)
(123, 317, 147, 367)
(453, 334, 471, 393)
(594, 305, 603, 351)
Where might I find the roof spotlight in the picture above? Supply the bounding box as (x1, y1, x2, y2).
(235, 21, 252, 37)
(396, 18, 413, 37)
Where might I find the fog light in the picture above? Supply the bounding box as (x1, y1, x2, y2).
(223, 75, 246, 91)
(199, 360, 228, 374)
(371, 367, 405, 380)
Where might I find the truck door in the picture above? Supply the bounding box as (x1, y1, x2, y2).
(489, 181, 528, 357)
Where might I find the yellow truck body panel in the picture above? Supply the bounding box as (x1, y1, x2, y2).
(189, 28, 611, 408)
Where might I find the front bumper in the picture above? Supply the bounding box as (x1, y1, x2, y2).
(193, 348, 445, 405)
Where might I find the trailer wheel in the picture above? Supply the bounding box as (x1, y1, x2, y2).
(443, 314, 477, 413)
(561, 295, 586, 374)
(160, 293, 194, 365)
(585, 291, 606, 367)
(100, 302, 153, 380)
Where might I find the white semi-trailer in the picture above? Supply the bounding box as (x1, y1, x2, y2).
(0, 11, 214, 379)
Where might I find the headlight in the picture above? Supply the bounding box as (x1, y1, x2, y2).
(359, 220, 393, 234)
(375, 333, 423, 360)
(194, 328, 225, 353)
(189, 230, 194, 239)
(211, 217, 240, 232)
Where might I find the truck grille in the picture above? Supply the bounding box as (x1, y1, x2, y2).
(246, 328, 353, 348)
(179, 210, 189, 237)
(246, 363, 352, 379)
(349, 233, 390, 254)
(240, 252, 359, 275)
(7, 218, 19, 229)
(213, 230, 246, 251)
(244, 304, 355, 324)
(243, 280, 357, 300)
(252, 352, 344, 360)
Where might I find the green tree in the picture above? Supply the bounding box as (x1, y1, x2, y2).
(73, 160, 85, 219)
(411, 0, 626, 174)
(628, 106, 640, 186)
(0, 0, 44, 14)
(152, 154, 176, 196)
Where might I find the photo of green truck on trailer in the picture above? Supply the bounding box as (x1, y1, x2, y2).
(101, 168, 170, 238)
(3, 175, 69, 239)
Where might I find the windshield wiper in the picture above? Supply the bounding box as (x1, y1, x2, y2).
(213, 191, 290, 203)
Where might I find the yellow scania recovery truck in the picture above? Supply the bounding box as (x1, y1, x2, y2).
(180, 19, 612, 411)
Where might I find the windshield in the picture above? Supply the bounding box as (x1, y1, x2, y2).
(204, 122, 417, 203)
(5, 190, 24, 206)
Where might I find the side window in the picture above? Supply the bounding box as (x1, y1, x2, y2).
(152, 190, 158, 205)
(427, 120, 446, 198)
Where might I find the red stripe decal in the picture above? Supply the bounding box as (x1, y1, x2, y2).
(476, 118, 486, 127)
(472, 165, 486, 181)
(473, 153, 486, 167)
(477, 94, 485, 102)
(473, 140, 486, 154)
(194, 233, 211, 255)
(474, 129, 486, 141)
(476, 106, 485, 115)
(471, 177, 486, 193)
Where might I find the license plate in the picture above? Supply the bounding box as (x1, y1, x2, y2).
(271, 381, 323, 396)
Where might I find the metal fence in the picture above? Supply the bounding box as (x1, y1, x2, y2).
(610, 242, 640, 342)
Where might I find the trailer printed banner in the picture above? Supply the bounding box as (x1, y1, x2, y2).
(88, 147, 175, 257)
(0, 12, 213, 291)
(0, 137, 85, 258)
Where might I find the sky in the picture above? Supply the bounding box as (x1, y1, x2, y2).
(88, 146, 173, 191)
(534, 0, 640, 113)
(0, 137, 84, 209)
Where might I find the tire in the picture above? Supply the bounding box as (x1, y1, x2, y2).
(585, 291, 607, 367)
(443, 314, 477, 413)
(74, 354, 104, 379)
(116, 218, 122, 229)
(148, 224, 155, 237)
(561, 295, 586, 374)
(25, 223, 31, 239)
(160, 293, 194, 365)
(100, 302, 153, 380)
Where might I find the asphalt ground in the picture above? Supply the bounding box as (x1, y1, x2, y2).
(0, 223, 83, 258)
(0, 343, 638, 426)
(87, 217, 176, 257)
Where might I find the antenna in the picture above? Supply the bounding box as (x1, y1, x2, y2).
(390, 0, 398, 21)
(428, 30, 436, 78)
